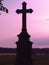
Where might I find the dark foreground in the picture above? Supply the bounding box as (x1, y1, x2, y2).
(0, 53, 49, 65)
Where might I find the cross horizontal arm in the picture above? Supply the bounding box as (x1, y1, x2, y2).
(26, 9, 33, 13)
(16, 9, 22, 14)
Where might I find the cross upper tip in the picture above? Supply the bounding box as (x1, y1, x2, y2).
(22, 2, 27, 5)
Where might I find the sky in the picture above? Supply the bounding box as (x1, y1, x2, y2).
(0, 0, 49, 48)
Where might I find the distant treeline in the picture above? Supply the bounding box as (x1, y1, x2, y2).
(0, 48, 49, 54)
(33, 48, 49, 54)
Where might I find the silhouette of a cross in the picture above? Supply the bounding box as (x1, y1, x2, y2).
(16, 2, 33, 32)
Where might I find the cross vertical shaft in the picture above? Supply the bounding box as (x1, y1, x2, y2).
(22, 2, 27, 32)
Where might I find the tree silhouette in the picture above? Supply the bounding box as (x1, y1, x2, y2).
(0, 0, 8, 14)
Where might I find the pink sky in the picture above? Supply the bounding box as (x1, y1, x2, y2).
(0, 0, 49, 48)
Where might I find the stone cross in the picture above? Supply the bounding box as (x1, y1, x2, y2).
(16, 2, 33, 32)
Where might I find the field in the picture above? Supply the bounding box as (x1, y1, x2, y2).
(33, 54, 49, 65)
(0, 53, 49, 65)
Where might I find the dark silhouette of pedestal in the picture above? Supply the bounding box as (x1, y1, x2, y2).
(15, 2, 33, 65)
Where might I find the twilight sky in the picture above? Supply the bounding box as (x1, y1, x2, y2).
(0, 0, 49, 48)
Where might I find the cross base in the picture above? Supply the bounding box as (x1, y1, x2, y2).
(15, 59, 33, 65)
(14, 31, 33, 65)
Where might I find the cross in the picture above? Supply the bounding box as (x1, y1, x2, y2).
(16, 2, 33, 32)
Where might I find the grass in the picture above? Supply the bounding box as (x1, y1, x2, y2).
(0, 53, 16, 65)
(0, 53, 49, 65)
(33, 54, 49, 65)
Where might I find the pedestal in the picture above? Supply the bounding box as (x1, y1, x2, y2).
(14, 32, 33, 65)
